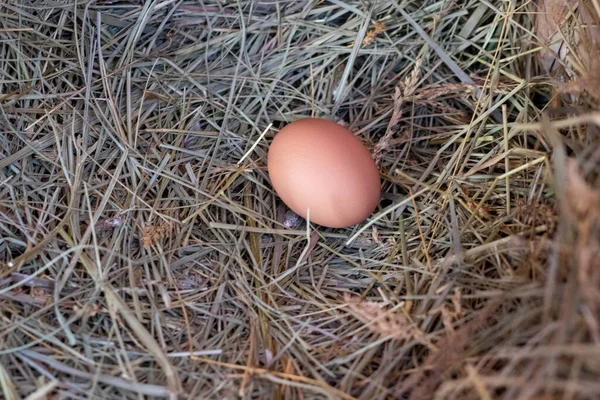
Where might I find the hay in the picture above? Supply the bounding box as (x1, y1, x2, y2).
(1, 1, 599, 399)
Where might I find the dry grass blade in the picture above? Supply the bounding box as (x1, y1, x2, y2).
(0, 362, 18, 400)
(1, 1, 600, 399)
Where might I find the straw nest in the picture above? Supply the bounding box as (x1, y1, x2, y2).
(1, 1, 599, 399)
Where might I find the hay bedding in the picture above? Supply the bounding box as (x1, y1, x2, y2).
(1, 1, 599, 399)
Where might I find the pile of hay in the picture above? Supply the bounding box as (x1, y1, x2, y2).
(1, 1, 599, 399)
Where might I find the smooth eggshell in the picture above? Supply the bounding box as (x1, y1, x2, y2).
(267, 118, 380, 228)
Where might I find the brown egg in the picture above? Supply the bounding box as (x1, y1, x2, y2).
(267, 118, 381, 228)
